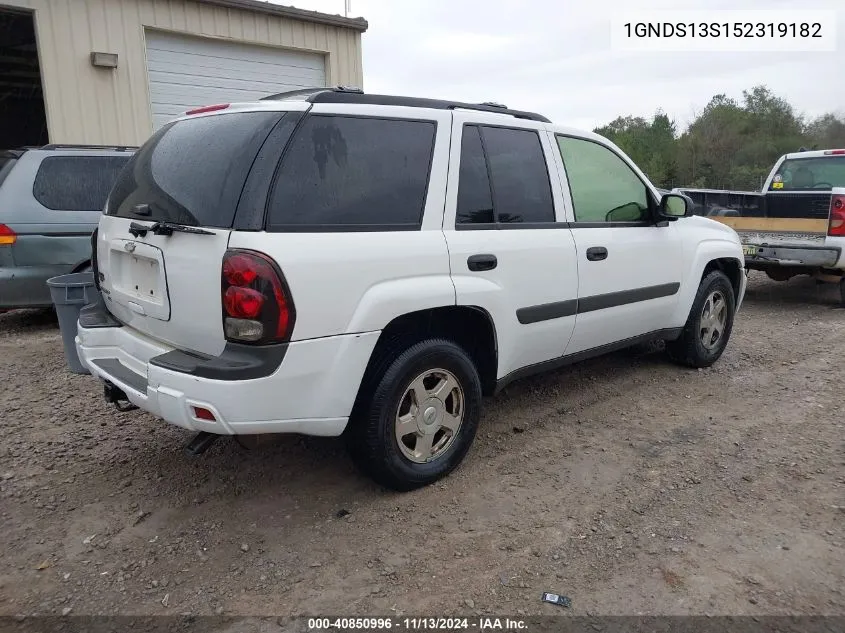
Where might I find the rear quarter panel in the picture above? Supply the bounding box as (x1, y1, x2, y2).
(12, 227, 97, 268)
(228, 105, 456, 341)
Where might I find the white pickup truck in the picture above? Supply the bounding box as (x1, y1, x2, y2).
(676, 149, 845, 304)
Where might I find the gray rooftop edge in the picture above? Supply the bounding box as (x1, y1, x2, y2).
(196, 0, 368, 32)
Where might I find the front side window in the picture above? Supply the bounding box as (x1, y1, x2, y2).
(34, 156, 130, 211)
(457, 125, 556, 226)
(267, 115, 436, 230)
(557, 136, 650, 223)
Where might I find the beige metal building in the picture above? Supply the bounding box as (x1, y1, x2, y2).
(0, 0, 367, 147)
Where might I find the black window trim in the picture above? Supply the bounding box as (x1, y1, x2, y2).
(234, 111, 302, 231)
(32, 154, 131, 212)
(555, 133, 659, 228)
(455, 123, 564, 231)
(264, 112, 439, 233)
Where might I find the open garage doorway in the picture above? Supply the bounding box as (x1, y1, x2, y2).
(0, 7, 48, 149)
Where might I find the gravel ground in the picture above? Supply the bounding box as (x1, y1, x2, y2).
(0, 272, 843, 618)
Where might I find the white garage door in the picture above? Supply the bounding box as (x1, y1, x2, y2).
(145, 30, 326, 130)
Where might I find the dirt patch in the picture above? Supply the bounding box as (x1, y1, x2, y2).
(0, 272, 843, 617)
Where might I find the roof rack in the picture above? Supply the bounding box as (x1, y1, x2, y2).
(39, 144, 138, 152)
(261, 86, 551, 123)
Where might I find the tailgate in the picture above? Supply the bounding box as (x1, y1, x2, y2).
(710, 192, 832, 243)
(97, 215, 231, 355)
(95, 109, 287, 356)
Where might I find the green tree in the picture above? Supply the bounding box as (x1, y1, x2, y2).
(594, 85, 843, 191)
(805, 114, 845, 150)
(594, 111, 677, 187)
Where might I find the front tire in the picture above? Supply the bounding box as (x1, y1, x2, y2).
(347, 338, 482, 491)
(667, 270, 736, 368)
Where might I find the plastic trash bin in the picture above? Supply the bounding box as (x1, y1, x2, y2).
(47, 272, 99, 374)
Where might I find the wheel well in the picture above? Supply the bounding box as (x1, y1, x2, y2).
(703, 258, 743, 302)
(362, 306, 498, 397)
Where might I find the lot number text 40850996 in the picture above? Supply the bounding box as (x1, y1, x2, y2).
(307, 618, 528, 631)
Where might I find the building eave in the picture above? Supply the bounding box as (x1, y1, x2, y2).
(196, 0, 368, 32)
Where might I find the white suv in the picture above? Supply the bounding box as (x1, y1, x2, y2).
(76, 88, 746, 490)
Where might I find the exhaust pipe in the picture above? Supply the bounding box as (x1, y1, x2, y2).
(184, 432, 219, 457)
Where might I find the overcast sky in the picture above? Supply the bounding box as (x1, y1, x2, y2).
(281, 0, 842, 132)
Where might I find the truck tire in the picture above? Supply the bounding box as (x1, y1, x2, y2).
(667, 270, 736, 368)
(346, 338, 482, 491)
(839, 277, 845, 307)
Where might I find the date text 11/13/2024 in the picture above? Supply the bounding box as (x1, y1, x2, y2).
(307, 617, 528, 631)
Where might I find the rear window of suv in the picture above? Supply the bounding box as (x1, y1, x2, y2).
(106, 111, 282, 227)
(33, 155, 130, 211)
(267, 115, 437, 231)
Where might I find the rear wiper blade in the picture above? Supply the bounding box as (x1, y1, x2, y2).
(128, 221, 214, 238)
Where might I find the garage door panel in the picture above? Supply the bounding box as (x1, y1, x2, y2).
(147, 31, 326, 70)
(145, 30, 326, 130)
(148, 84, 311, 110)
(147, 69, 321, 94)
(146, 50, 325, 79)
(146, 61, 324, 88)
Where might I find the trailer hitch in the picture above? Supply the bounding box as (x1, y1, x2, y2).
(103, 382, 139, 412)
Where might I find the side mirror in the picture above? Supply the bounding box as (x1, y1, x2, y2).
(659, 193, 691, 220)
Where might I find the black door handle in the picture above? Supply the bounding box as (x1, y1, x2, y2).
(467, 254, 497, 272)
(586, 247, 608, 262)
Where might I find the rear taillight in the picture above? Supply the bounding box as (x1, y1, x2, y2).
(828, 195, 845, 236)
(221, 250, 295, 344)
(0, 224, 16, 246)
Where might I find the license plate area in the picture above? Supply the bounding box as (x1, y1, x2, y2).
(107, 240, 170, 320)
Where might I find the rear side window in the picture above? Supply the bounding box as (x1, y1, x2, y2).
(267, 115, 436, 231)
(107, 111, 282, 227)
(33, 156, 130, 211)
(456, 125, 556, 226)
(456, 126, 494, 224)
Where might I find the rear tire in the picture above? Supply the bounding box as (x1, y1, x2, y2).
(839, 277, 845, 307)
(346, 338, 482, 491)
(667, 270, 735, 368)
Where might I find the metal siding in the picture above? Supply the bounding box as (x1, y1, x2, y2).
(145, 29, 325, 130)
(3, 0, 363, 145)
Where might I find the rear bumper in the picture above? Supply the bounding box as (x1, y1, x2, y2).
(0, 264, 69, 308)
(744, 243, 841, 268)
(75, 318, 380, 436)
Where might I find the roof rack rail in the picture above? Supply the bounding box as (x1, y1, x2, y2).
(260, 86, 551, 123)
(39, 143, 138, 152)
(260, 87, 330, 101)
